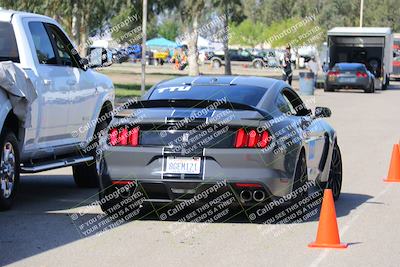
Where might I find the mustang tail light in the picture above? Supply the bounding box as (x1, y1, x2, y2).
(119, 128, 128, 145)
(247, 130, 259, 148)
(109, 128, 118, 146)
(234, 128, 247, 148)
(328, 71, 339, 77)
(356, 71, 368, 78)
(234, 128, 270, 148)
(129, 128, 139, 146)
(109, 127, 140, 146)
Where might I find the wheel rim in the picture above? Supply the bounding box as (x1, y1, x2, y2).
(1, 142, 16, 199)
(329, 145, 342, 198)
(299, 156, 307, 184)
(213, 61, 219, 68)
(293, 155, 307, 196)
(95, 128, 107, 177)
(95, 149, 103, 176)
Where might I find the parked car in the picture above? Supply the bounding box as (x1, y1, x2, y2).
(0, 10, 115, 210)
(208, 49, 268, 69)
(110, 48, 129, 64)
(198, 48, 214, 64)
(97, 76, 343, 215)
(325, 63, 375, 93)
(255, 49, 280, 68)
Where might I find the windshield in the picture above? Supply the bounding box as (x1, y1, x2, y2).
(149, 85, 267, 107)
(0, 22, 19, 63)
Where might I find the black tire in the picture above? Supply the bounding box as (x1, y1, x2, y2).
(0, 129, 20, 211)
(382, 75, 389, 90)
(73, 120, 108, 188)
(365, 82, 375, 93)
(318, 143, 343, 201)
(291, 151, 308, 203)
(253, 60, 263, 69)
(99, 178, 145, 218)
(324, 84, 334, 92)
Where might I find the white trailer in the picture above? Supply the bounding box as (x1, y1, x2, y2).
(327, 27, 393, 89)
(391, 33, 400, 79)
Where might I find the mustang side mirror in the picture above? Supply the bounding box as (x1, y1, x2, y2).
(315, 107, 331, 118)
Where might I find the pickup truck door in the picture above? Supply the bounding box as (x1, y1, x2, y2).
(25, 21, 72, 149)
(44, 24, 99, 144)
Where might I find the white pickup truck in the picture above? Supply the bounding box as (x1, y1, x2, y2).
(0, 10, 115, 210)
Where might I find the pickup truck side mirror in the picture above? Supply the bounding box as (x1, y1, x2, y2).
(315, 106, 332, 118)
(86, 48, 113, 68)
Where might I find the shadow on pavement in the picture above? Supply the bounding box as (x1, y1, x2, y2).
(0, 173, 373, 266)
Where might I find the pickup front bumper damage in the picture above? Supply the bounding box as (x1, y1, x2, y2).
(0, 61, 37, 127)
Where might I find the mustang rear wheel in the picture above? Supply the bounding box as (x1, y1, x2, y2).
(328, 143, 343, 200)
(291, 151, 308, 202)
(319, 143, 343, 200)
(73, 120, 108, 188)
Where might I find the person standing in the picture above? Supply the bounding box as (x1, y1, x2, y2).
(282, 45, 293, 85)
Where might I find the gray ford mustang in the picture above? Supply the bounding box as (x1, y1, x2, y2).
(98, 76, 342, 214)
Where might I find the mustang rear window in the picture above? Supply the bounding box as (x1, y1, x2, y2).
(334, 64, 365, 71)
(149, 85, 267, 106)
(0, 22, 19, 63)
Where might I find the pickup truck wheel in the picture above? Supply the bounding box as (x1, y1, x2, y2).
(73, 120, 108, 188)
(253, 60, 264, 69)
(0, 129, 20, 211)
(212, 59, 221, 69)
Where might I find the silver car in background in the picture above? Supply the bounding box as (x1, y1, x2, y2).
(325, 63, 375, 93)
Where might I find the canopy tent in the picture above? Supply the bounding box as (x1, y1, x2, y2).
(177, 35, 223, 50)
(146, 37, 178, 49)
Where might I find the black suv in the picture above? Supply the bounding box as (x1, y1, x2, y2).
(208, 49, 269, 69)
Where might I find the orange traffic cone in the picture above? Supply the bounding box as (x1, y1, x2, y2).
(308, 189, 348, 249)
(384, 144, 400, 182)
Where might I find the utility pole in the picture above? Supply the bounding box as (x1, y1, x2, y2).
(141, 0, 148, 95)
(359, 0, 364, 27)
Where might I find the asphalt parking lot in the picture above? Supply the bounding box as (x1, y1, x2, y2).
(1, 81, 400, 266)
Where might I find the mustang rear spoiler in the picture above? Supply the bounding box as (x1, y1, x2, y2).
(126, 99, 271, 118)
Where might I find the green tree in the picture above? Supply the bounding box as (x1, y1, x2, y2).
(173, 0, 206, 76)
(230, 19, 265, 47)
(157, 19, 180, 41)
(0, 0, 120, 55)
(364, 0, 400, 32)
(110, 6, 142, 44)
(213, 0, 244, 75)
(264, 17, 322, 48)
(317, 0, 359, 30)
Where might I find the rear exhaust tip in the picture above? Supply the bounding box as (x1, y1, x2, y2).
(240, 190, 252, 202)
(253, 190, 266, 202)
